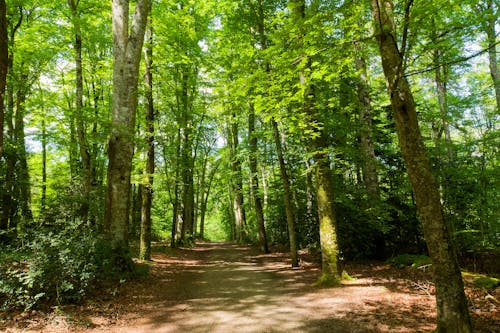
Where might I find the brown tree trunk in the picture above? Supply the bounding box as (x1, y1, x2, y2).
(354, 41, 380, 200)
(104, 0, 150, 257)
(249, 104, 269, 253)
(289, 0, 340, 280)
(272, 119, 299, 267)
(227, 117, 248, 242)
(14, 72, 33, 225)
(482, 0, 500, 112)
(68, 0, 94, 223)
(0, 0, 7, 158)
(140, 21, 154, 261)
(371, 1, 472, 331)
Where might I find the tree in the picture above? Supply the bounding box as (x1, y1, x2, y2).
(67, 0, 97, 223)
(289, 0, 341, 281)
(0, 0, 7, 159)
(104, 0, 150, 259)
(140, 18, 154, 261)
(371, 0, 472, 331)
(478, 0, 500, 112)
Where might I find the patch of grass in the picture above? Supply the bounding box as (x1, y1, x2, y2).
(388, 254, 432, 269)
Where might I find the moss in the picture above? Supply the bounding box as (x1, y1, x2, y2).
(313, 273, 341, 288)
(388, 254, 432, 269)
(472, 276, 500, 290)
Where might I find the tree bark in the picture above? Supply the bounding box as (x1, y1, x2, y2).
(354, 41, 380, 200)
(272, 119, 299, 267)
(371, 1, 472, 331)
(289, 0, 340, 279)
(68, 0, 94, 223)
(140, 20, 154, 261)
(227, 117, 248, 242)
(0, 0, 7, 158)
(104, 0, 150, 256)
(483, 0, 500, 113)
(248, 104, 269, 253)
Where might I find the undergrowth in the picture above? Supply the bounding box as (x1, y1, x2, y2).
(0, 220, 146, 311)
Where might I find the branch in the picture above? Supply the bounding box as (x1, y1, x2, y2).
(401, 0, 414, 60)
(405, 40, 500, 77)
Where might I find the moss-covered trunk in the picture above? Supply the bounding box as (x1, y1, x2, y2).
(371, 1, 472, 331)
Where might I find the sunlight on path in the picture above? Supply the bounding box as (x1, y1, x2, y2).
(78, 242, 434, 333)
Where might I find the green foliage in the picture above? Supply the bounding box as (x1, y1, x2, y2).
(388, 254, 432, 269)
(0, 221, 126, 311)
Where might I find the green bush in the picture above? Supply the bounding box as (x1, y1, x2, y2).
(0, 220, 120, 310)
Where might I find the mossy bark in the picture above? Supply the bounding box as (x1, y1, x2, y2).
(371, 1, 472, 331)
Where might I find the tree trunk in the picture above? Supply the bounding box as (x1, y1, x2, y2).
(371, 1, 472, 331)
(272, 119, 299, 267)
(177, 65, 195, 242)
(249, 104, 269, 253)
(104, 0, 150, 258)
(0, 0, 7, 158)
(68, 0, 94, 223)
(354, 41, 380, 200)
(289, 0, 340, 280)
(140, 21, 154, 261)
(228, 118, 248, 243)
(14, 72, 33, 225)
(482, 0, 500, 112)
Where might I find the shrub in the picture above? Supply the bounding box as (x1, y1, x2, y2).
(0, 220, 120, 310)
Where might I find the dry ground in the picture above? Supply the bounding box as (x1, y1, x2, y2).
(1, 242, 499, 332)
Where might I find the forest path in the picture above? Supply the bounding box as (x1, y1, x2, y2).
(75, 242, 436, 333)
(8, 242, 499, 332)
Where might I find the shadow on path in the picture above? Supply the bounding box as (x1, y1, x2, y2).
(84, 242, 436, 333)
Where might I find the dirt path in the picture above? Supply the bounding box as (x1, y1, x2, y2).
(3, 242, 499, 332)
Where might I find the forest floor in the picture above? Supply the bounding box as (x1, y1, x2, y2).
(1, 242, 499, 333)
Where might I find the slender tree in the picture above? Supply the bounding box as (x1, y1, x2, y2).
(272, 119, 299, 267)
(140, 19, 154, 261)
(0, 0, 7, 159)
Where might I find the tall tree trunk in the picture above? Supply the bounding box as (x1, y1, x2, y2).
(481, 0, 500, 112)
(354, 41, 380, 200)
(140, 21, 154, 261)
(0, 3, 21, 233)
(14, 72, 33, 225)
(178, 66, 195, 242)
(272, 119, 299, 267)
(248, 104, 269, 253)
(371, 1, 472, 331)
(39, 83, 47, 215)
(0, 0, 6, 158)
(104, 0, 150, 258)
(68, 0, 93, 223)
(227, 117, 247, 242)
(290, 0, 341, 280)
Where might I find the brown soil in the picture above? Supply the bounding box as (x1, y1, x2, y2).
(1, 242, 499, 332)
